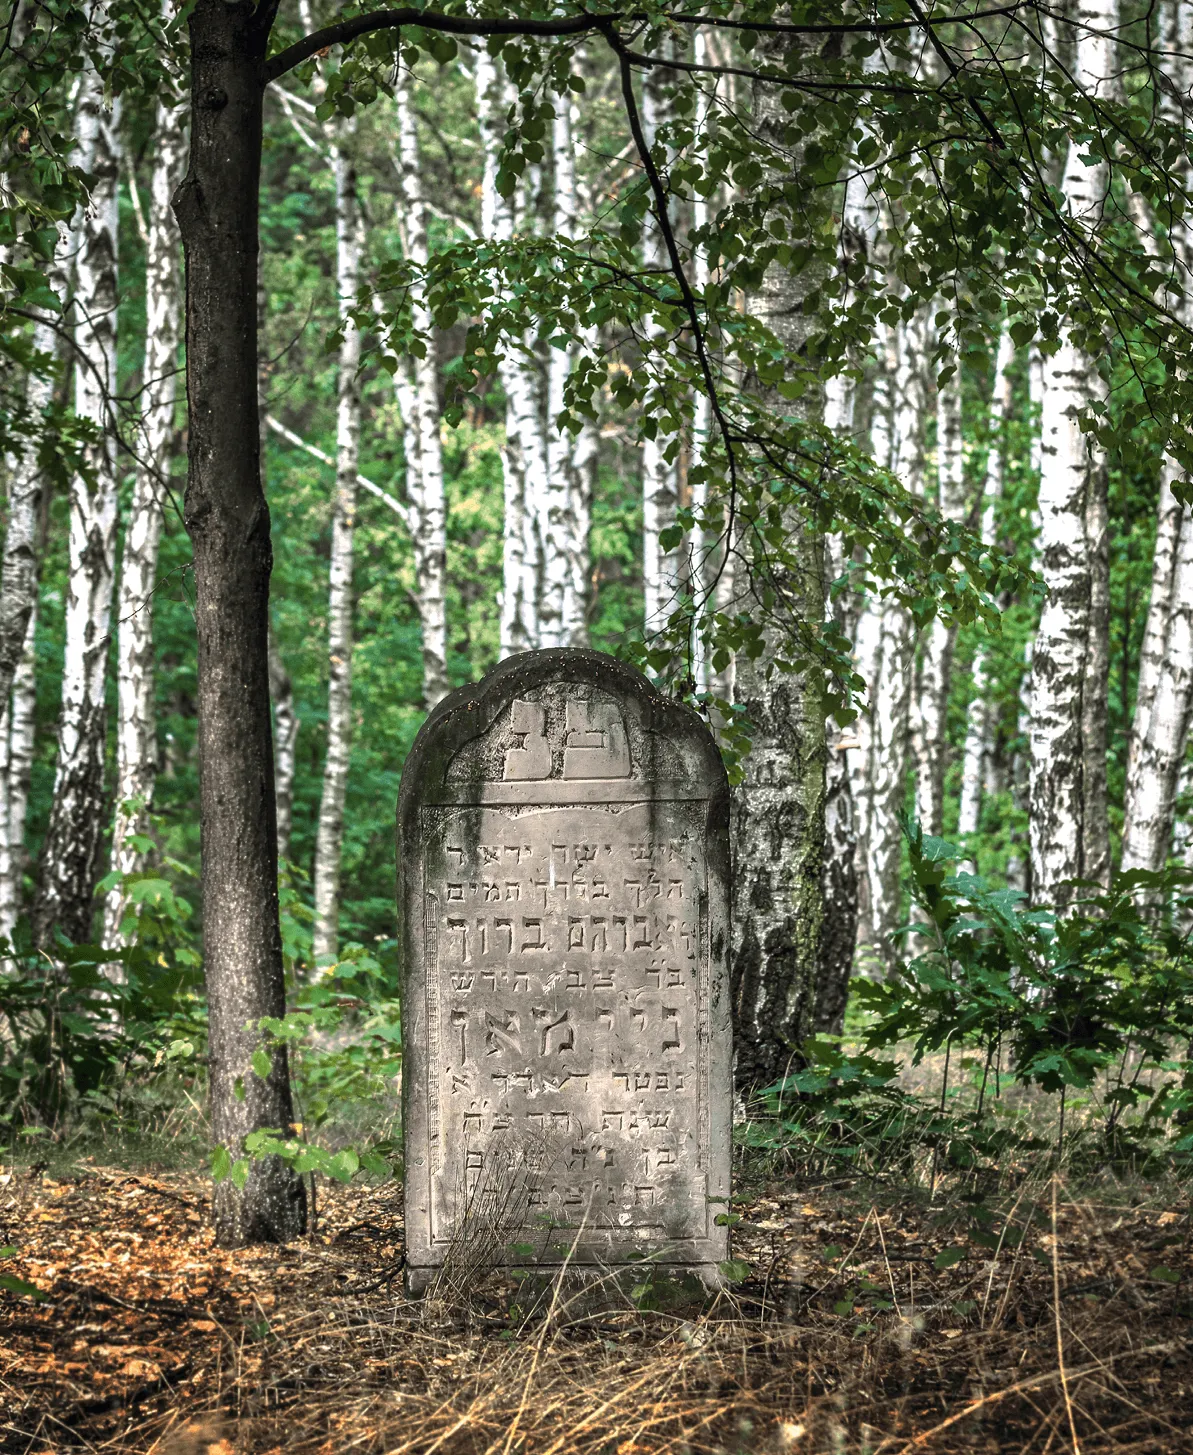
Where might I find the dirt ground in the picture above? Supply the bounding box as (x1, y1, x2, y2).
(2, 1159, 1191, 1454)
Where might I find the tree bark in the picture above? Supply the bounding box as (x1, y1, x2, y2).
(912, 370, 964, 836)
(1127, 473, 1183, 784)
(33, 57, 121, 948)
(816, 742, 857, 1035)
(640, 48, 680, 644)
(731, 42, 827, 1090)
(104, 79, 188, 946)
(0, 244, 69, 720)
(1028, 0, 1114, 904)
(0, 198, 74, 943)
(1122, 486, 1193, 871)
(1120, 0, 1193, 876)
(268, 622, 298, 867)
(0, 594, 37, 942)
(957, 328, 1013, 843)
(853, 308, 927, 972)
(396, 71, 449, 709)
(312, 117, 362, 964)
(545, 90, 594, 647)
(475, 49, 539, 656)
(173, 0, 304, 1246)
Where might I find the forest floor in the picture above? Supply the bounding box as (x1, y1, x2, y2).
(2, 1150, 1192, 1455)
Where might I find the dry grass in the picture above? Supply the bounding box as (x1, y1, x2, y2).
(2, 1149, 1191, 1455)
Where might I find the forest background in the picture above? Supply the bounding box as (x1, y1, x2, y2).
(3, 0, 1193, 1210)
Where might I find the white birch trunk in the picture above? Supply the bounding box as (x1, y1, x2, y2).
(1120, 0, 1193, 876)
(912, 370, 964, 836)
(475, 50, 539, 655)
(640, 49, 680, 642)
(1027, 0, 1115, 904)
(854, 308, 927, 970)
(1128, 473, 1183, 784)
(33, 60, 121, 948)
(0, 599, 37, 942)
(268, 622, 299, 867)
(689, 33, 735, 698)
(541, 102, 576, 648)
(396, 71, 449, 708)
(312, 121, 363, 964)
(511, 168, 551, 649)
(0, 253, 66, 719)
(958, 328, 1014, 841)
(1122, 502, 1193, 872)
(0, 216, 75, 943)
(848, 324, 894, 963)
(103, 83, 187, 945)
(544, 92, 595, 647)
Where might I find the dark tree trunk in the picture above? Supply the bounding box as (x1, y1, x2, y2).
(174, 0, 304, 1247)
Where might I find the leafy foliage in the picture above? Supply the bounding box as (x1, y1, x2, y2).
(754, 829, 1193, 1183)
(0, 854, 202, 1129)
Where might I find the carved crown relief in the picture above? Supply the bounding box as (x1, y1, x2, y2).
(503, 699, 631, 782)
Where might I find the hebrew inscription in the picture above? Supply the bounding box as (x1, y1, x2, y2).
(399, 651, 731, 1293)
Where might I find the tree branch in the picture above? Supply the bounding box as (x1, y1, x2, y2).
(264, 8, 603, 84)
(264, 414, 415, 531)
(663, 3, 1028, 37)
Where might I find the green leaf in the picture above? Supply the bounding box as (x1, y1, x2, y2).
(360, 1151, 392, 1180)
(211, 1145, 232, 1184)
(934, 1247, 967, 1270)
(251, 1047, 272, 1080)
(718, 1258, 751, 1284)
(0, 1271, 44, 1300)
(327, 1148, 360, 1183)
(1150, 1266, 1181, 1284)
(231, 1158, 250, 1190)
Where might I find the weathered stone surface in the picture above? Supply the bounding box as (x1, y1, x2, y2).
(398, 649, 731, 1294)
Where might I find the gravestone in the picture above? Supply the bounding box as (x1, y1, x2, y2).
(398, 649, 731, 1294)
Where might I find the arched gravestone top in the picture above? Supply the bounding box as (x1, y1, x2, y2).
(398, 649, 731, 1295)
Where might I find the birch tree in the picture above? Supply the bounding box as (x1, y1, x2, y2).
(0, 558, 39, 942)
(851, 308, 930, 971)
(1027, 0, 1115, 903)
(104, 76, 187, 945)
(33, 58, 121, 948)
(957, 328, 1013, 843)
(268, 624, 299, 866)
(311, 112, 363, 964)
(911, 368, 963, 836)
(545, 89, 596, 647)
(817, 50, 883, 1024)
(640, 48, 681, 644)
(1120, 0, 1193, 876)
(730, 41, 826, 1088)
(395, 66, 449, 707)
(475, 48, 539, 655)
(0, 258, 65, 723)
(0, 199, 77, 940)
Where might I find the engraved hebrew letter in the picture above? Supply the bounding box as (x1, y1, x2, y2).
(561, 700, 631, 779)
(484, 1010, 522, 1057)
(534, 1007, 575, 1056)
(503, 699, 552, 780)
